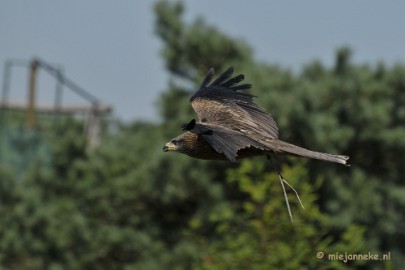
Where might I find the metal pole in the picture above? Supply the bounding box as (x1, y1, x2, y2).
(26, 59, 39, 129)
(39, 60, 100, 105)
(0, 60, 12, 125)
(54, 67, 64, 112)
(1, 60, 12, 107)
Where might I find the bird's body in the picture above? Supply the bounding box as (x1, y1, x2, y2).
(170, 128, 348, 165)
(163, 67, 349, 166)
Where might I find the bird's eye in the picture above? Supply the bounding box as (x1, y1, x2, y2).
(171, 139, 177, 145)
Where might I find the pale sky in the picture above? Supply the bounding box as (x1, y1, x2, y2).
(1, 1, 404, 122)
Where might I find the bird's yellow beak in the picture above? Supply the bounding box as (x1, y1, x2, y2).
(163, 142, 176, 152)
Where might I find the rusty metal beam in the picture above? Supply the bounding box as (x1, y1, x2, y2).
(26, 59, 39, 128)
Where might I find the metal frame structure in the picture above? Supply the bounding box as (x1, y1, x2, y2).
(1, 58, 112, 151)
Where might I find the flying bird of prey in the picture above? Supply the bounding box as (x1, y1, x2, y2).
(163, 66, 349, 221)
(163, 66, 348, 165)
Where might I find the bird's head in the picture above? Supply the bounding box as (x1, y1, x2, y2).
(163, 132, 195, 154)
(163, 119, 200, 154)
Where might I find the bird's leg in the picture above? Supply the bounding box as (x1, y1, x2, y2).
(266, 155, 305, 223)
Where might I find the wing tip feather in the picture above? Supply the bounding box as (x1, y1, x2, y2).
(199, 68, 215, 89)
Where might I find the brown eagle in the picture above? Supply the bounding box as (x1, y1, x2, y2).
(163, 66, 349, 166)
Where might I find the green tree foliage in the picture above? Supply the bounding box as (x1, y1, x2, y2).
(0, 0, 403, 269)
(191, 161, 367, 270)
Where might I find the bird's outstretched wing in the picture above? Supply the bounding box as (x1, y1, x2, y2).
(182, 119, 269, 162)
(190, 66, 279, 139)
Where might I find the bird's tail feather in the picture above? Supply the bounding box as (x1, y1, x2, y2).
(267, 140, 349, 166)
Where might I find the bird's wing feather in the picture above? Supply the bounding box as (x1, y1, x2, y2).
(184, 121, 268, 162)
(190, 67, 279, 139)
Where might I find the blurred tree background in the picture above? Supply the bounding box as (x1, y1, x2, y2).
(1, 1, 404, 269)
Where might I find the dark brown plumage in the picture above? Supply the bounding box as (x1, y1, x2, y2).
(163, 67, 349, 166)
